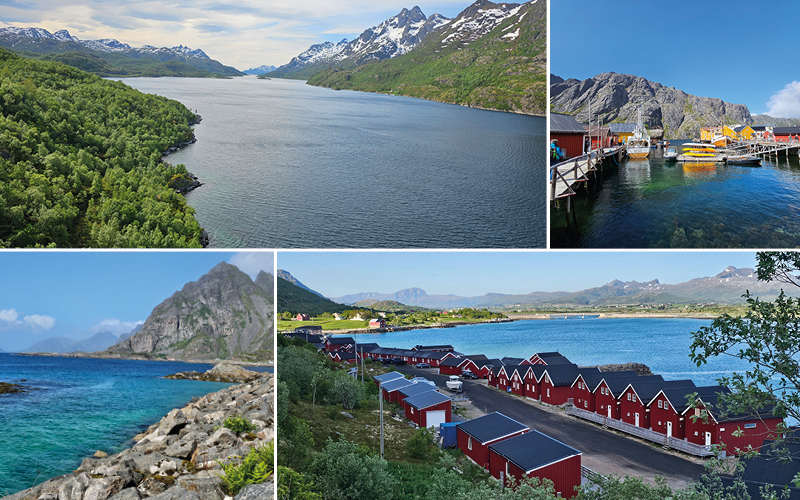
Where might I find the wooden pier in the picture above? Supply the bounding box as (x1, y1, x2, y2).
(550, 145, 625, 225)
(726, 140, 800, 157)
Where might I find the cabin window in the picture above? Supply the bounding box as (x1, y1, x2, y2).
(658, 400, 662, 409)
(632, 395, 637, 403)
(411, 408, 414, 414)
(547, 389, 550, 397)
(744, 423, 757, 429)
(584, 401, 588, 408)
(468, 437, 472, 450)
(627, 393, 631, 401)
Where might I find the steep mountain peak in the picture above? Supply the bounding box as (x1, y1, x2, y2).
(714, 266, 754, 279)
(440, 0, 523, 47)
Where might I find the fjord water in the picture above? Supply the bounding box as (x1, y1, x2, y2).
(349, 318, 749, 387)
(551, 141, 800, 247)
(121, 77, 545, 248)
(0, 355, 233, 495)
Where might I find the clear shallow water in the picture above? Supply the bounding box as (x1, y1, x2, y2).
(0, 355, 237, 495)
(551, 141, 800, 248)
(344, 318, 751, 387)
(120, 77, 546, 248)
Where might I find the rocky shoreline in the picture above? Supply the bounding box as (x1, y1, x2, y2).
(3, 368, 274, 500)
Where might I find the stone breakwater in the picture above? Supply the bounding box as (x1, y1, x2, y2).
(3, 373, 274, 500)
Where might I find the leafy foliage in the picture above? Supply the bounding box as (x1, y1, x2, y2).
(223, 415, 257, 436)
(219, 441, 274, 496)
(278, 466, 322, 500)
(0, 48, 203, 247)
(309, 439, 398, 500)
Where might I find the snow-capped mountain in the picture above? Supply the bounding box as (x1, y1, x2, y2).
(439, 0, 527, 47)
(0, 27, 210, 60)
(271, 7, 450, 78)
(243, 64, 278, 75)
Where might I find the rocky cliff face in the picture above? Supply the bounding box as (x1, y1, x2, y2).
(108, 262, 274, 361)
(550, 72, 752, 139)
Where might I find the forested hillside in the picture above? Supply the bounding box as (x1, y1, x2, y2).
(0, 48, 204, 247)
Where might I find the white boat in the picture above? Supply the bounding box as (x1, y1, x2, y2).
(627, 109, 651, 159)
(664, 145, 678, 161)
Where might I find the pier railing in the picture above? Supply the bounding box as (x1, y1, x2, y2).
(565, 405, 721, 458)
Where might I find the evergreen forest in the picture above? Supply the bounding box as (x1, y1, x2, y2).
(0, 48, 204, 247)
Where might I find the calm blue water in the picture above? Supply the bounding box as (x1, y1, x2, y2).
(0, 355, 239, 495)
(551, 141, 800, 248)
(344, 318, 750, 387)
(119, 77, 545, 249)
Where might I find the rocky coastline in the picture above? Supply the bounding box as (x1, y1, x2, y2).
(3, 368, 274, 500)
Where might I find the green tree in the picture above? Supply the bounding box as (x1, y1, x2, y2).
(690, 252, 797, 437)
(278, 466, 322, 500)
(310, 439, 397, 500)
(328, 373, 365, 410)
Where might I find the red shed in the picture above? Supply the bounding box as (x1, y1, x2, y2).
(594, 374, 664, 420)
(397, 382, 436, 412)
(682, 392, 783, 455)
(649, 385, 726, 439)
(551, 113, 588, 160)
(456, 412, 529, 469)
(572, 371, 637, 413)
(773, 126, 800, 143)
(488, 430, 581, 498)
(368, 318, 386, 328)
(528, 352, 573, 366)
(324, 336, 355, 352)
(373, 371, 405, 387)
(295, 313, 310, 321)
(403, 390, 452, 429)
(380, 377, 413, 403)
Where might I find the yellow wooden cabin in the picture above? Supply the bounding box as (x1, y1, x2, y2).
(733, 125, 755, 140)
(722, 125, 737, 138)
(700, 127, 721, 142)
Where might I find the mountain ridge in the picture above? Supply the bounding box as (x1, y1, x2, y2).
(318, 266, 792, 310)
(550, 72, 752, 139)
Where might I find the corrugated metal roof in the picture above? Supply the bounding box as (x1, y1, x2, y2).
(404, 390, 451, 410)
(489, 430, 580, 473)
(456, 412, 529, 443)
(374, 371, 405, 384)
(398, 382, 436, 398)
(608, 123, 637, 133)
(381, 377, 413, 392)
(551, 113, 587, 133)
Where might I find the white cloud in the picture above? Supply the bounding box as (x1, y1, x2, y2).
(22, 314, 56, 331)
(0, 309, 19, 324)
(90, 318, 144, 335)
(765, 81, 800, 118)
(230, 252, 275, 279)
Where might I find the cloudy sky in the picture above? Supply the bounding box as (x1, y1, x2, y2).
(0, 251, 274, 352)
(278, 250, 759, 298)
(1, 0, 474, 69)
(551, 0, 800, 117)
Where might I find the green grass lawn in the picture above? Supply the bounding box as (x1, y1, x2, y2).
(278, 319, 370, 331)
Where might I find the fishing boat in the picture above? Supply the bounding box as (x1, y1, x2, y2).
(627, 109, 651, 159)
(664, 145, 678, 161)
(723, 154, 761, 166)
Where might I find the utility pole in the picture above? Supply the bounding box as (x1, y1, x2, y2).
(379, 381, 384, 459)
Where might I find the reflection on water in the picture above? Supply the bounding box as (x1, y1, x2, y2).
(551, 140, 800, 248)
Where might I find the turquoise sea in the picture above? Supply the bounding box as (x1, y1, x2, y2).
(0, 355, 262, 495)
(342, 318, 750, 388)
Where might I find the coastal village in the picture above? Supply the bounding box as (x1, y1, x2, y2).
(283, 329, 792, 498)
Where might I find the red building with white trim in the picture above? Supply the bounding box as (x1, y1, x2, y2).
(403, 391, 452, 429)
(456, 412, 529, 469)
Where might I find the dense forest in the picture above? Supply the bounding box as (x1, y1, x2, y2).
(0, 48, 204, 247)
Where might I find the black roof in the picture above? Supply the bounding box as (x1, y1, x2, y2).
(328, 336, 355, 344)
(542, 365, 598, 387)
(464, 354, 490, 363)
(332, 351, 357, 360)
(381, 378, 413, 392)
(535, 352, 573, 365)
(485, 359, 505, 368)
(413, 344, 454, 350)
(398, 382, 437, 398)
(404, 390, 451, 410)
(285, 331, 324, 343)
(774, 126, 800, 134)
(627, 379, 696, 404)
(576, 370, 638, 390)
(456, 412, 529, 443)
(502, 357, 527, 366)
(604, 374, 664, 396)
(440, 357, 464, 367)
(658, 385, 727, 413)
(693, 390, 778, 422)
(718, 439, 800, 499)
(489, 430, 581, 473)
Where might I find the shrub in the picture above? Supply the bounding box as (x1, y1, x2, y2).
(223, 415, 257, 435)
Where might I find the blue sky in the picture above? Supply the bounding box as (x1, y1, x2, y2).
(0, 251, 273, 352)
(551, 0, 800, 117)
(0, 0, 474, 70)
(278, 251, 758, 298)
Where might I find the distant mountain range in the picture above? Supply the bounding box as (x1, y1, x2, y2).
(272, 0, 545, 115)
(0, 27, 241, 77)
(323, 266, 797, 310)
(108, 262, 274, 361)
(268, 7, 449, 80)
(551, 72, 754, 139)
(21, 331, 124, 354)
(243, 65, 277, 75)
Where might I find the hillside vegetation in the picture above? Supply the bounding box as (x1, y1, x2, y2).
(307, 0, 545, 115)
(0, 49, 203, 247)
(278, 277, 347, 316)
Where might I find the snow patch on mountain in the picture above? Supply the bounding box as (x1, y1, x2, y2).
(441, 2, 523, 46)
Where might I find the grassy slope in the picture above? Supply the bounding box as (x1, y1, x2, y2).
(277, 277, 347, 316)
(307, 0, 546, 115)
